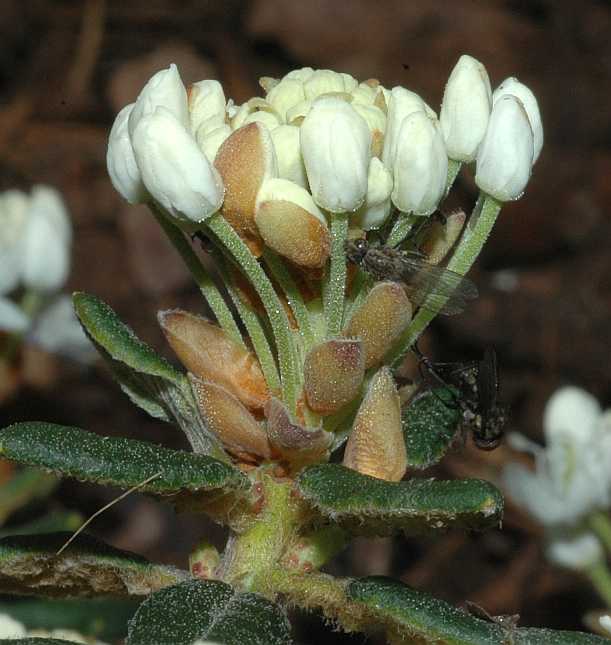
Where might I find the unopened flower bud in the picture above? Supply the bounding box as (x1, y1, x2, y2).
(546, 533, 603, 571)
(355, 157, 393, 230)
(270, 125, 307, 188)
(301, 97, 371, 213)
(196, 124, 232, 164)
(255, 178, 330, 269)
(284, 67, 314, 82)
(158, 309, 269, 410)
(107, 103, 146, 205)
(132, 108, 224, 224)
(189, 539, 220, 580)
(493, 77, 543, 163)
(391, 111, 448, 216)
(230, 98, 280, 131)
(286, 99, 312, 126)
(475, 96, 534, 202)
(190, 375, 271, 462)
(351, 103, 387, 158)
(188, 79, 226, 135)
(214, 122, 278, 255)
(22, 186, 72, 292)
(440, 54, 492, 162)
(343, 367, 407, 481)
(128, 64, 189, 137)
(303, 339, 365, 415)
(266, 78, 306, 122)
(303, 69, 347, 100)
(0, 190, 29, 294)
(344, 281, 412, 368)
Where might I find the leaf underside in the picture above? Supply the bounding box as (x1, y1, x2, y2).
(296, 464, 503, 535)
(0, 533, 187, 598)
(127, 578, 293, 645)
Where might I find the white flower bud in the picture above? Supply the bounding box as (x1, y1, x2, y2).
(301, 97, 371, 213)
(0, 189, 29, 294)
(107, 103, 146, 204)
(303, 69, 346, 100)
(196, 123, 232, 163)
(356, 157, 393, 230)
(391, 112, 448, 216)
(242, 109, 281, 130)
(546, 533, 603, 571)
(493, 77, 543, 163)
(543, 386, 601, 446)
(351, 83, 378, 106)
(284, 67, 314, 82)
(440, 54, 492, 162)
(475, 96, 534, 201)
(188, 79, 226, 135)
(132, 107, 224, 225)
(22, 186, 72, 292)
(382, 87, 436, 167)
(0, 297, 29, 332)
(286, 99, 312, 125)
(128, 64, 189, 137)
(270, 125, 308, 188)
(266, 78, 306, 122)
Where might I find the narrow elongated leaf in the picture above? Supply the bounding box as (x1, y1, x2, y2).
(296, 464, 502, 535)
(73, 292, 226, 457)
(0, 533, 187, 598)
(0, 423, 247, 498)
(402, 388, 461, 468)
(127, 579, 292, 645)
(347, 577, 608, 645)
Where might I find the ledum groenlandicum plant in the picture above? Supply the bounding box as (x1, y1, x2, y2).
(0, 57, 605, 645)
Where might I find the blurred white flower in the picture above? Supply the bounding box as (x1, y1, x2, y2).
(503, 386, 611, 526)
(0, 297, 30, 332)
(0, 612, 26, 638)
(600, 614, 611, 636)
(546, 531, 603, 571)
(0, 189, 29, 294)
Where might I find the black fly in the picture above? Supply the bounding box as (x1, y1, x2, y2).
(345, 238, 478, 316)
(413, 345, 508, 450)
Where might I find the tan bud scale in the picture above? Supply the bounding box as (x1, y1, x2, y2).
(420, 209, 466, 265)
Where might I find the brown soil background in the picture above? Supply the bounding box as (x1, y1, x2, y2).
(0, 1, 610, 642)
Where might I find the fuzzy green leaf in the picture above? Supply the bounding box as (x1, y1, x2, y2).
(127, 579, 293, 645)
(296, 464, 502, 535)
(0, 533, 187, 598)
(402, 388, 461, 468)
(72, 291, 226, 457)
(347, 577, 608, 645)
(0, 423, 247, 499)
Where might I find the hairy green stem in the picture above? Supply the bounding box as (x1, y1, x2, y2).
(589, 512, 611, 554)
(445, 159, 462, 194)
(387, 194, 502, 369)
(386, 212, 420, 248)
(325, 213, 349, 336)
(206, 213, 298, 412)
(150, 206, 243, 347)
(585, 560, 611, 609)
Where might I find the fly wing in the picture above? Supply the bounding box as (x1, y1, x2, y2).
(399, 257, 478, 316)
(477, 347, 499, 416)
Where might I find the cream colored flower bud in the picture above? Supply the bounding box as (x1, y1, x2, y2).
(188, 79, 226, 135)
(128, 64, 189, 137)
(190, 375, 271, 462)
(343, 367, 406, 481)
(391, 112, 448, 216)
(286, 99, 312, 125)
(284, 67, 315, 82)
(22, 186, 72, 292)
(344, 281, 412, 368)
(303, 339, 365, 415)
(158, 309, 269, 410)
(303, 69, 346, 100)
(266, 78, 306, 122)
(351, 103, 387, 157)
(196, 123, 232, 164)
(230, 98, 280, 130)
(301, 97, 371, 213)
(0, 189, 29, 294)
(475, 95, 534, 202)
(355, 157, 393, 230)
(255, 178, 330, 269)
(493, 77, 543, 163)
(242, 109, 282, 130)
(132, 108, 224, 224)
(107, 103, 146, 204)
(382, 87, 435, 167)
(270, 125, 307, 188)
(440, 54, 492, 162)
(214, 122, 278, 256)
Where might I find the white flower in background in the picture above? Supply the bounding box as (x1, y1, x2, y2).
(440, 54, 492, 162)
(503, 386, 611, 527)
(0, 186, 93, 363)
(545, 531, 603, 572)
(0, 613, 26, 638)
(600, 615, 611, 637)
(475, 95, 534, 201)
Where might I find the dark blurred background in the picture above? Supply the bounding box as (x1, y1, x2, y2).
(0, 1, 610, 642)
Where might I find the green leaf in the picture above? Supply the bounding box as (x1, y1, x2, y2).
(296, 464, 503, 535)
(127, 579, 292, 645)
(0, 533, 187, 598)
(347, 577, 608, 645)
(0, 467, 59, 525)
(0, 511, 83, 539)
(0, 598, 139, 640)
(0, 423, 247, 499)
(402, 388, 461, 468)
(73, 292, 226, 457)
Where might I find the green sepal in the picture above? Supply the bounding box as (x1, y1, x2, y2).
(127, 578, 293, 645)
(347, 577, 608, 644)
(0, 533, 187, 598)
(296, 464, 503, 535)
(72, 291, 226, 457)
(402, 388, 461, 468)
(0, 423, 247, 500)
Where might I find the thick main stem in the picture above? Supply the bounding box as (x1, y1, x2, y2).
(325, 213, 349, 336)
